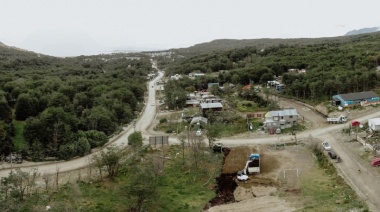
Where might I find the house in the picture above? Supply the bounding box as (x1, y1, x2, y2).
(186, 100, 200, 107)
(170, 74, 182, 80)
(287, 69, 306, 74)
(189, 73, 205, 79)
(263, 109, 298, 130)
(207, 83, 220, 89)
(368, 118, 380, 131)
(332, 91, 379, 108)
(200, 102, 223, 115)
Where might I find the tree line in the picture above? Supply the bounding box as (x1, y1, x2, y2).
(0, 53, 153, 160)
(161, 32, 380, 102)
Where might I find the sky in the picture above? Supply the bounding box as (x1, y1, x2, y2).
(0, 0, 379, 57)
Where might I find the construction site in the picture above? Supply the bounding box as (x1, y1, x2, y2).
(206, 143, 316, 212)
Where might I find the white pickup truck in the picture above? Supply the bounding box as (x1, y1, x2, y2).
(327, 115, 347, 124)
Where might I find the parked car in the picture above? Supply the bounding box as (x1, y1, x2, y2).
(237, 171, 249, 181)
(322, 141, 331, 151)
(5, 153, 22, 164)
(328, 150, 337, 159)
(212, 143, 223, 153)
(372, 158, 380, 167)
(196, 129, 202, 136)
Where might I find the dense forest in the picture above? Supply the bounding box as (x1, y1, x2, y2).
(2, 32, 380, 160)
(0, 48, 153, 160)
(163, 32, 380, 102)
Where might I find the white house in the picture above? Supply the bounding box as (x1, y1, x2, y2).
(263, 109, 298, 130)
(368, 118, 380, 131)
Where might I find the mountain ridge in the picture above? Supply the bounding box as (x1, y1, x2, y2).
(345, 27, 380, 36)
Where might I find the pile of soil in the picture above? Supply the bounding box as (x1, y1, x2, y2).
(222, 146, 258, 174)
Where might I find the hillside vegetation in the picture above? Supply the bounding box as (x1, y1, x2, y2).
(0, 44, 153, 160)
(162, 32, 380, 103)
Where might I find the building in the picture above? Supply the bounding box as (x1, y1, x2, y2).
(207, 83, 220, 89)
(200, 102, 223, 115)
(332, 91, 379, 108)
(368, 118, 380, 131)
(263, 109, 298, 130)
(186, 100, 200, 107)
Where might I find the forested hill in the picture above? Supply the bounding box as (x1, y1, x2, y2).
(172, 32, 380, 56)
(0, 41, 41, 59)
(0, 45, 154, 161)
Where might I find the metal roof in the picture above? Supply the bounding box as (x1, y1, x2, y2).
(200, 102, 223, 109)
(266, 109, 298, 117)
(338, 91, 378, 101)
(186, 100, 200, 105)
(190, 116, 208, 125)
(368, 118, 380, 125)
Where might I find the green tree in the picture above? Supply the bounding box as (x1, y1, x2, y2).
(124, 166, 158, 211)
(128, 131, 143, 151)
(92, 145, 123, 180)
(84, 106, 117, 135)
(0, 96, 12, 123)
(76, 137, 91, 156)
(4, 168, 40, 201)
(78, 130, 108, 148)
(15, 93, 38, 120)
(205, 123, 222, 147)
(58, 142, 77, 160)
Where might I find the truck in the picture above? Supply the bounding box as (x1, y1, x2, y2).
(243, 153, 260, 174)
(327, 115, 347, 124)
(212, 143, 230, 153)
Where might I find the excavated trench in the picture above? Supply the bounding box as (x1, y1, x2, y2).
(207, 174, 238, 207)
(204, 149, 237, 210)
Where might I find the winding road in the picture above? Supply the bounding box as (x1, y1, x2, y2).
(0, 66, 379, 210)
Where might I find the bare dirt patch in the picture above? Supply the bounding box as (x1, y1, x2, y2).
(206, 144, 302, 212)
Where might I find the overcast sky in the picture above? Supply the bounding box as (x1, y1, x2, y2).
(1, 0, 379, 57)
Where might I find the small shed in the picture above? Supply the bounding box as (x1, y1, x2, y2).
(368, 118, 380, 131)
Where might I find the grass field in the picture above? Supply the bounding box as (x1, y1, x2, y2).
(12, 120, 26, 152)
(16, 145, 222, 211)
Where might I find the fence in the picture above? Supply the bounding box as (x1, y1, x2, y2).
(149, 136, 169, 147)
(357, 135, 375, 151)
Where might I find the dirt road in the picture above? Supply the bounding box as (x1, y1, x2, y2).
(321, 133, 380, 211)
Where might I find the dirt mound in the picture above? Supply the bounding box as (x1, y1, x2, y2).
(222, 146, 258, 174)
(222, 145, 280, 175)
(260, 153, 280, 174)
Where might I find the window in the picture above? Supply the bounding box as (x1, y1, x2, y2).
(281, 116, 284, 119)
(289, 115, 293, 118)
